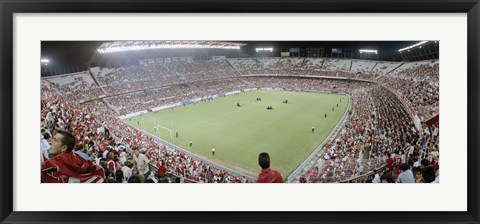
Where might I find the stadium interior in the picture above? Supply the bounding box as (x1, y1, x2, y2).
(40, 41, 439, 183)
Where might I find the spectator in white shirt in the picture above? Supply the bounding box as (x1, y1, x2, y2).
(134, 148, 151, 182)
(397, 164, 415, 183)
(372, 169, 381, 183)
(40, 133, 51, 161)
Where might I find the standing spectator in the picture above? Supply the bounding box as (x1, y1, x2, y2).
(432, 124, 439, 143)
(407, 143, 415, 158)
(385, 153, 394, 171)
(121, 161, 133, 181)
(256, 152, 283, 183)
(156, 161, 167, 178)
(133, 148, 151, 182)
(118, 146, 127, 165)
(97, 124, 106, 138)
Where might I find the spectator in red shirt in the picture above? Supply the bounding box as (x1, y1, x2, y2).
(157, 161, 167, 178)
(385, 153, 394, 171)
(256, 152, 283, 183)
(41, 130, 105, 183)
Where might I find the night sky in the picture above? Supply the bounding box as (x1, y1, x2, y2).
(41, 41, 422, 70)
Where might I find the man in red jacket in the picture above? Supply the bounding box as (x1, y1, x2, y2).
(41, 130, 105, 183)
(256, 152, 283, 183)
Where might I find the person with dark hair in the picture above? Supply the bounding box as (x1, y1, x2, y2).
(420, 158, 430, 167)
(256, 152, 283, 183)
(127, 174, 141, 183)
(107, 178, 119, 183)
(115, 170, 125, 183)
(422, 166, 436, 183)
(156, 161, 167, 178)
(41, 130, 105, 183)
(396, 164, 415, 183)
(99, 159, 110, 179)
(145, 178, 156, 183)
(386, 175, 394, 183)
(385, 153, 394, 171)
(49, 130, 75, 155)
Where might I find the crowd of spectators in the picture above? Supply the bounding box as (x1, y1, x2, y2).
(45, 75, 104, 102)
(41, 82, 248, 183)
(230, 57, 373, 80)
(299, 84, 439, 183)
(96, 60, 240, 95)
(104, 78, 247, 115)
(104, 87, 176, 115)
(377, 63, 439, 121)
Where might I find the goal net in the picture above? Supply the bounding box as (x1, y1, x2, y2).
(154, 125, 173, 140)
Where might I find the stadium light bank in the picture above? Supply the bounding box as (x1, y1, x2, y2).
(359, 49, 377, 54)
(398, 41, 429, 52)
(40, 58, 49, 66)
(256, 48, 273, 52)
(97, 44, 241, 54)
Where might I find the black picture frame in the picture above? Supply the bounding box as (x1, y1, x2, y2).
(1, 0, 479, 223)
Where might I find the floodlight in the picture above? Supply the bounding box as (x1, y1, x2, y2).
(255, 48, 273, 52)
(40, 59, 49, 63)
(398, 41, 429, 52)
(97, 41, 244, 53)
(359, 49, 378, 54)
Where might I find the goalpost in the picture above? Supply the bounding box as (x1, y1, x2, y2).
(155, 124, 173, 140)
(154, 116, 173, 140)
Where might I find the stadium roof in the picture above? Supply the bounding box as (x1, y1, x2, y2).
(41, 41, 431, 71)
(97, 40, 247, 53)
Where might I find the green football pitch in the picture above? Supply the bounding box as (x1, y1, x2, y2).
(123, 90, 349, 179)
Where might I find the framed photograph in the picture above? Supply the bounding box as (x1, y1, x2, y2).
(1, 0, 479, 223)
